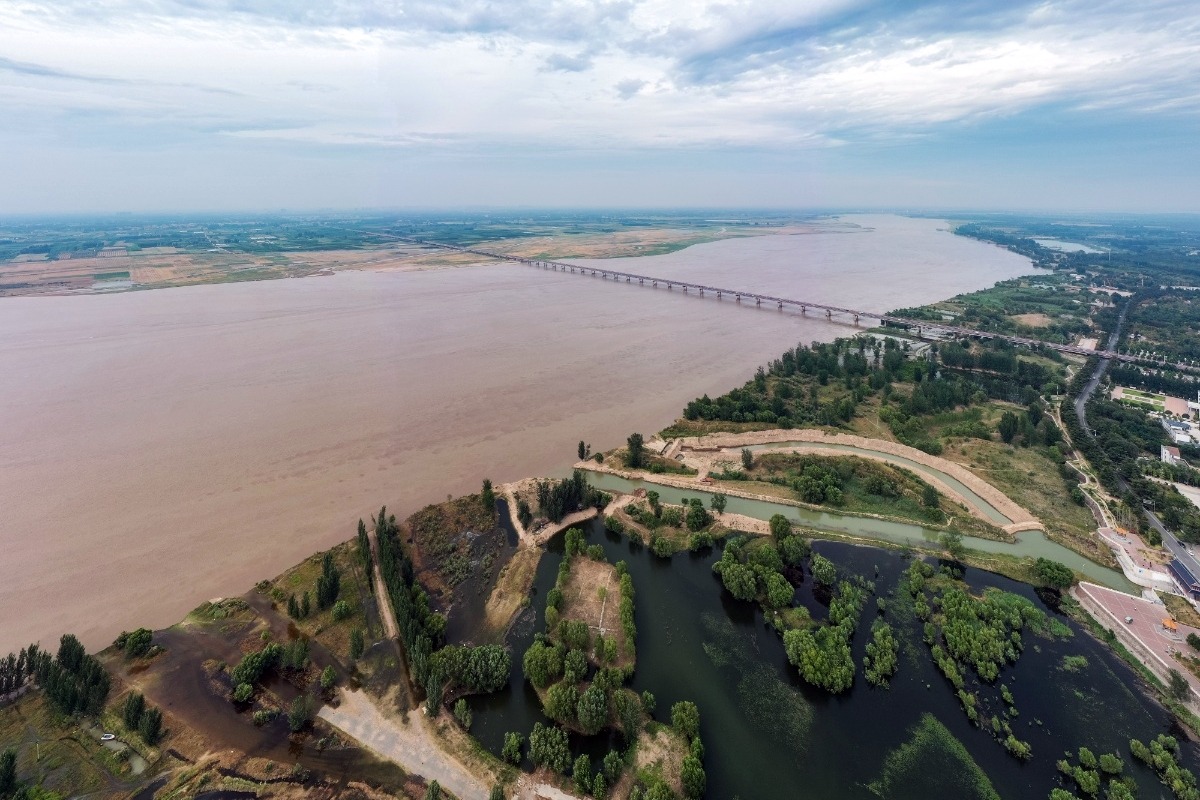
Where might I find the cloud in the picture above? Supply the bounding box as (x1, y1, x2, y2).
(615, 78, 646, 99)
(542, 51, 593, 72)
(2, 0, 1200, 211)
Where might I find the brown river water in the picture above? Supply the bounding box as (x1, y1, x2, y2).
(0, 215, 1036, 654)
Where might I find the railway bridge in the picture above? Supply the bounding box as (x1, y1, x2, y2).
(381, 234, 1165, 366)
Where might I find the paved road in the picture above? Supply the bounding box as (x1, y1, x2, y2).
(1070, 298, 1200, 586)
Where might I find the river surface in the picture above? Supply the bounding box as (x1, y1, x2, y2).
(0, 215, 1038, 654)
(469, 521, 1196, 799)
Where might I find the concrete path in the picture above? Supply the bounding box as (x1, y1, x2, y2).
(321, 689, 487, 800)
(1074, 582, 1200, 706)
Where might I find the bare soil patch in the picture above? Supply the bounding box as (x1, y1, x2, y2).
(634, 726, 687, 797)
(1011, 312, 1054, 328)
(558, 558, 631, 668)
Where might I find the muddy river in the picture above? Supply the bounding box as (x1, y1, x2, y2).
(0, 215, 1036, 653)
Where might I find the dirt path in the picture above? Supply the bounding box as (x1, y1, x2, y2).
(320, 690, 487, 800)
(367, 526, 399, 641)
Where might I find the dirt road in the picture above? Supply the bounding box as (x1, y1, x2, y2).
(321, 690, 487, 800)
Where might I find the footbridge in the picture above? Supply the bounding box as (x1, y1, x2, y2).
(383, 234, 1152, 364)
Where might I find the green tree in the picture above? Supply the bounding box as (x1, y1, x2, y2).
(681, 755, 706, 799)
(940, 528, 965, 561)
(685, 500, 710, 531)
(489, 786, 506, 800)
(0, 748, 16, 798)
(671, 700, 700, 742)
(482, 478, 496, 512)
(710, 493, 727, 515)
(545, 681, 578, 723)
(424, 780, 442, 800)
(603, 749, 624, 782)
(573, 754, 592, 794)
(122, 691, 145, 729)
(640, 690, 656, 714)
(577, 683, 608, 734)
(529, 723, 571, 773)
(332, 600, 352, 621)
(454, 698, 472, 730)
(1098, 752, 1123, 775)
(315, 552, 341, 610)
(593, 773, 608, 799)
(921, 484, 939, 509)
(578, 441, 588, 460)
(349, 628, 365, 661)
(741, 448, 754, 470)
(232, 683, 253, 703)
(810, 553, 836, 587)
(1168, 668, 1191, 701)
(1188, 632, 1200, 652)
(769, 513, 792, 540)
(138, 706, 163, 745)
(320, 665, 336, 692)
(719, 562, 757, 601)
(1034, 558, 1074, 589)
(287, 694, 314, 732)
(998, 411, 1019, 444)
(627, 433, 645, 469)
(765, 573, 795, 608)
(287, 594, 300, 618)
(300, 591, 311, 618)
(502, 731, 524, 765)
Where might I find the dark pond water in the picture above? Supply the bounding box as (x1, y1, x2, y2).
(466, 519, 1198, 798)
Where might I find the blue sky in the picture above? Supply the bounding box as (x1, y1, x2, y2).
(1, 0, 1198, 213)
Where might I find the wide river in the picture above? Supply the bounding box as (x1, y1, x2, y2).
(0, 215, 1036, 654)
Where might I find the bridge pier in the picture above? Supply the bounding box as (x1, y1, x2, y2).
(778, 301, 783, 309)
(854, 314, 859, 325)
(801, 306, 806, 314)
(756, 298, 761, 306)
(825, 309, 831, 319)
(683, 286, 688, 293)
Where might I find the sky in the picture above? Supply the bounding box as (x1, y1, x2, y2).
(1, 0, 1199, 214)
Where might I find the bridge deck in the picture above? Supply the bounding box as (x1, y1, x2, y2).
(375, 233, 1179, 368)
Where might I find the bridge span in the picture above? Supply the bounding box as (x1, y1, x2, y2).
(379, 233, 1160, 366)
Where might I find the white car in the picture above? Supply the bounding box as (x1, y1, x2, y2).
(100, 733, 115, 741)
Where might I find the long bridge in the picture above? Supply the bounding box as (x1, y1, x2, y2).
(379, 233, 1168, 366)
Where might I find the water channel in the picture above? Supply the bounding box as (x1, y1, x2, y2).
(581, 471, 1138, 593)
(467, 520, 1193, 798)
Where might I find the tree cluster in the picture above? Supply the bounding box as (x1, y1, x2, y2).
(32, 635, 110, 717)
(121, 691, 164, 744)
(315, 552, 342, 611)
(0, 645, 39, 698)
(536, 471, 609, 524)
(783, 580, 867, 693)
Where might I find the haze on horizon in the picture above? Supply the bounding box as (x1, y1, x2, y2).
(2, 0, 1199, 215)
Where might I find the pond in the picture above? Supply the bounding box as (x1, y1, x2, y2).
(582, 470, 1137, 593)
(465, 519, 1195, 798)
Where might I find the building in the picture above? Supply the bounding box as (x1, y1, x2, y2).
(1169, 558, 1200, 600)
(1163, 445, 1184, 466)
(1162, 419, 1193, 445)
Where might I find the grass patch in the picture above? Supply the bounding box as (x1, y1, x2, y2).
(1159, 592, 1200, 629)
(266, 540, 371, 663)
(93, 270, 130, 280)
(408, 493, 497, 588)
(481, 546, 543, 642)
(868, 713, 1000, 800)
